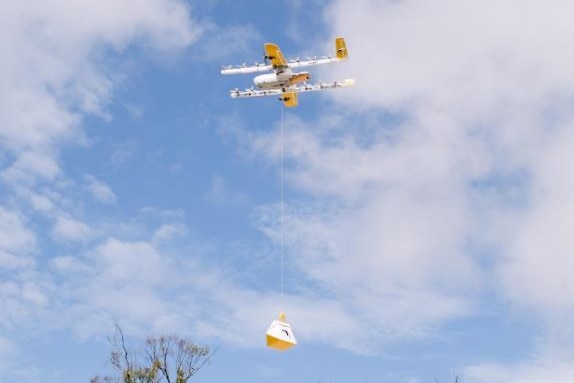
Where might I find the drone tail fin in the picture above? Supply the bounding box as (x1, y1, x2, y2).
(336, 37, 348, 60)
(282, 92, 298, 107)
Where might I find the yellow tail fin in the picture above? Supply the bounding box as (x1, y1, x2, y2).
(335, 37, 348, 60)
(282, 92, 298, 107)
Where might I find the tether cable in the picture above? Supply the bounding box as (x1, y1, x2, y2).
(280, 104, 285, 306)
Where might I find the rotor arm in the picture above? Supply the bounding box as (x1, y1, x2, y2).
(228, 79, 355, 98)
(220, 64, 272, 75)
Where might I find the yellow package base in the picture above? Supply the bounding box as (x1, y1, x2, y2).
(266, 313, 297, 351)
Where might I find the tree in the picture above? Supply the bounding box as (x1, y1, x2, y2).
(91, 325, 215, 383)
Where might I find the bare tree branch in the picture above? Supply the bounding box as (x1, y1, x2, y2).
(92, 326, 213, 383)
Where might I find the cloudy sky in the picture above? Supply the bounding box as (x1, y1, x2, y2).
(2, 0, 574, 382)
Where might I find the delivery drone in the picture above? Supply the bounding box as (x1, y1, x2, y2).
(221, 37, 355, 107)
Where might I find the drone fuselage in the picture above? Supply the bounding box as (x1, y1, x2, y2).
(254, 70, 310, 90)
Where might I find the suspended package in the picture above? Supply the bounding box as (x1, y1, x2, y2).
(266, 312, 297, 350)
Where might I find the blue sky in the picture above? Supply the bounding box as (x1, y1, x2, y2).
(2, 0, 574, 382)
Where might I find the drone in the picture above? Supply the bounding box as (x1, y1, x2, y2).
(221, 37, 355, 107)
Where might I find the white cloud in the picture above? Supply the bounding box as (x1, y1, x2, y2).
(500, 124, 574, 313)
(194, 23, 261, 62)
(0, 206, 36, 259)
(27, 191, 57, 212)
(0, 251, 35, 270)
(326, 0, 574, 114)
(91, 238, 169, 285)
(0, 336, 16, 375)
(0, 0, 202, 340)
(52, 214, 93, 243)
(84, 174, 117, 204)
(205, 174, 249, 206)
(323, 0, 574, 317)
(0, 0, 201, 188)
(0, 7, 212, 364)
(0, 275, 54, 330)
(1, 151, 61, 187)
(21, 281, 49, 306)
(55, 236, 180, 337)
(49, 255, 91, 274)
(151, 223, 186, 244)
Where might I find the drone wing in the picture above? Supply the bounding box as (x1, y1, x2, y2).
(221, 38, 349, 75)
(286, 37, 349, 69)
(264, 43, 289, 71)
(220, 41, 289, 75)
(229, 79, 355, 107)
(228, 87, 297, 108)
(220, 62, 272, 75)
(290, 78, 355, 94)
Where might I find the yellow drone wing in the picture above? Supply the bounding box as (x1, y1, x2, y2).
(264, 43, 288, 68)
